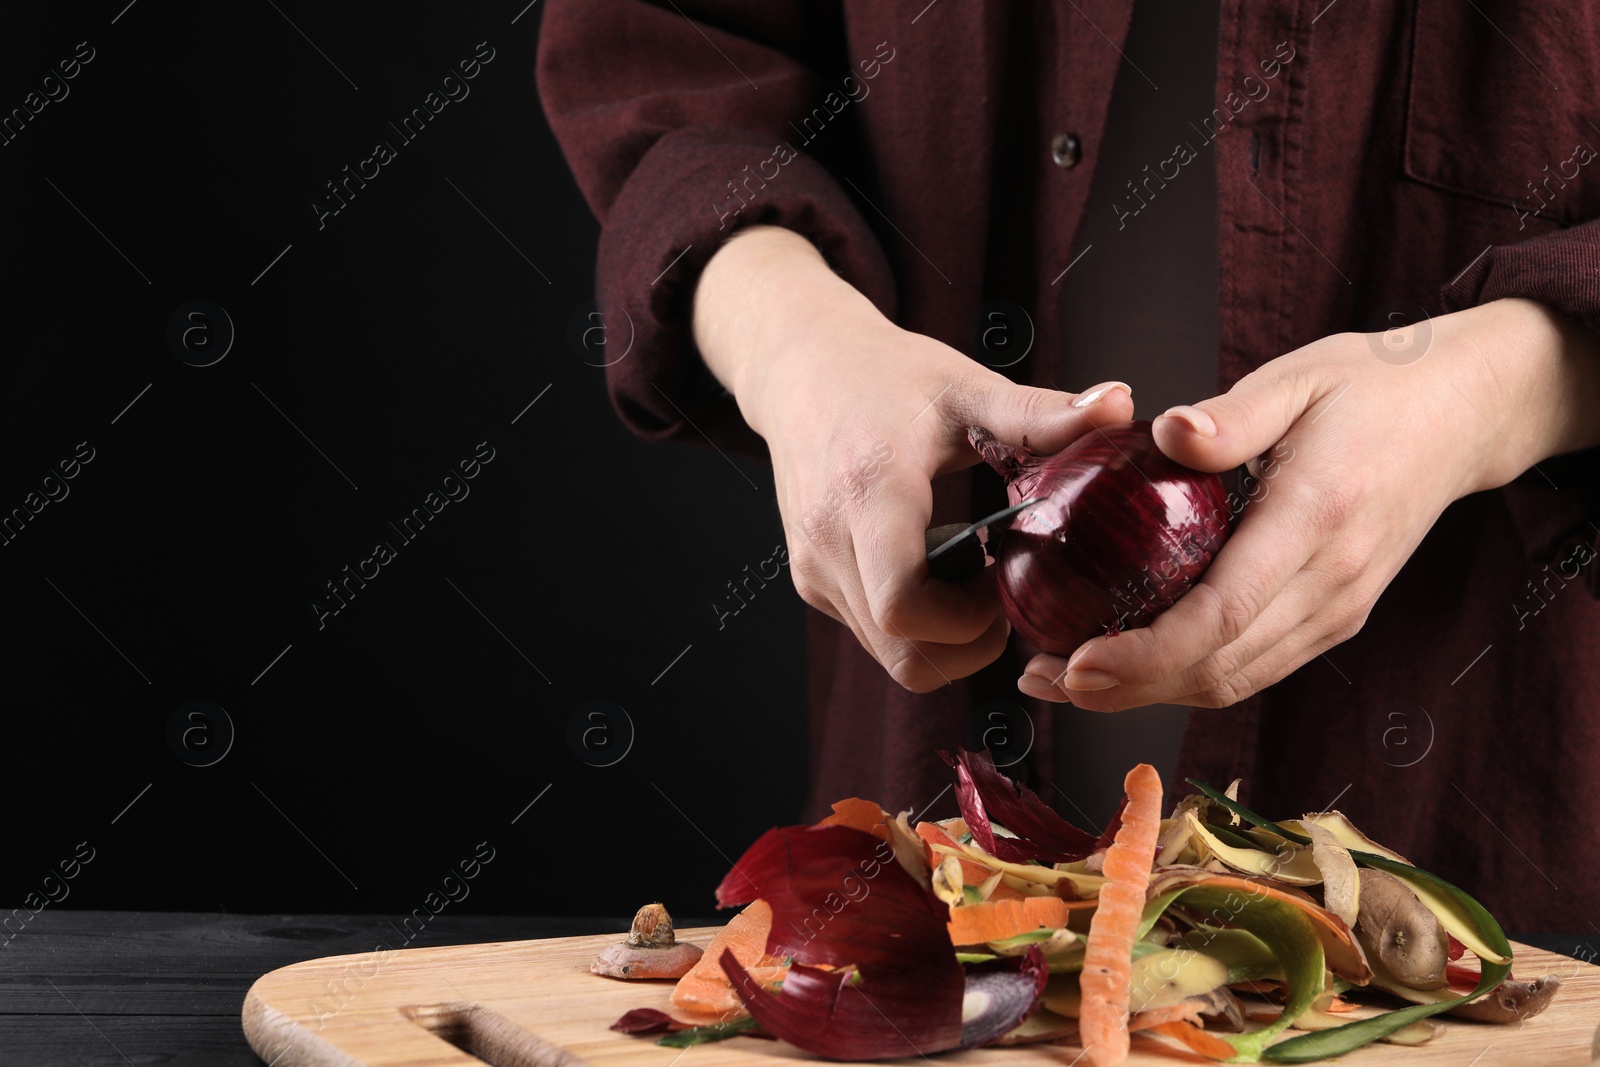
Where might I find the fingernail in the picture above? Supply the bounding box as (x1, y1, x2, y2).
(1160, 404, 1217, 438)
(1018, 673, 1071, 703)
(1023, 660, 1064, 681)
(1063, 668, 1119, 691)
(1072, 381, 1132, 409)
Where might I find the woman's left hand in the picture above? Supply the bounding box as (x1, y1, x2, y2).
(1018, 297, 1600, 710)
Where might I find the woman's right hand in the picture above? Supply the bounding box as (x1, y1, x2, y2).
(694, 226, 1134, 691)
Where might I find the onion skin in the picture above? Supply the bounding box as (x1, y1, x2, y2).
(943, 747, 1098, 863)
(969, 421, 1235, 656)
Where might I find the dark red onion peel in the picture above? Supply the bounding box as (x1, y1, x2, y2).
(969, 420, 1236, 655)
(1094, 793, 1130, 853)
(716, 824, 967, 1059)
(713, 823, 1052, 1059)
(942, 748, 1098, 864)
(609, 1008, 675, 1034)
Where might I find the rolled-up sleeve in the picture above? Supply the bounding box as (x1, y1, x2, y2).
(537, 0, 897, 457)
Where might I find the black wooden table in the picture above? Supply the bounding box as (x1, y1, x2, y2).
(0, 911, 655, 1066)
(1, 912, 1591, 1066)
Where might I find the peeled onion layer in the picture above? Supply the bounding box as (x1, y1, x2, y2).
(710, 795, 1060, 1058)
(943, 747, 1099, 864)
(716, 824, 967, 1059)
(959, 948, 1050, 1048)
(719, 947, 1051, 1059)
(968, 421, 1235, 655)
(609, 1008, 675, 1034)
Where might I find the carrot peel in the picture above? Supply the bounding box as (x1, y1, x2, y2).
(1079, 763, 1164, 1067)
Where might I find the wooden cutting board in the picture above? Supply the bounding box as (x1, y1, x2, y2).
(243, 928, 1600, 1067)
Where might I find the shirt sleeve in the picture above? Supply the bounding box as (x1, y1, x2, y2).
(536, 0, 897, 459)
(1439, 221, 1600, 595)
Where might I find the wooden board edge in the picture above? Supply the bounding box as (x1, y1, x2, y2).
(242, 942, 601, 1067)
(243, 981, 366, 1067)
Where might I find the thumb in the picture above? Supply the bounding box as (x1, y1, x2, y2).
(1152, 370, 1312, 473)
(957, 378, 1135, 457)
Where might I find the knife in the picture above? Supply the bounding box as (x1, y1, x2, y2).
(924, 497, 1044, 581)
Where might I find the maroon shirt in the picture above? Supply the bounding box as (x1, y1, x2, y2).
(539, 1, 1600, 931)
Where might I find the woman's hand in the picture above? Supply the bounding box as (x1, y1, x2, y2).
(1019, 297, 1600, 710)
(694, 225, 1134, 691)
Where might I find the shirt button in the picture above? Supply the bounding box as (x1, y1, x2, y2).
(1051, 132, 1081, 168)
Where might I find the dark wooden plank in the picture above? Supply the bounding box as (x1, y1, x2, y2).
(1514, 932, 1600, 961)
(0, 911, 660, 1016)
(0, 1013, 263, 1067)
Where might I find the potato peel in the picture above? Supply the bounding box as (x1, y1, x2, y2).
(1303, 822, 1359, 927)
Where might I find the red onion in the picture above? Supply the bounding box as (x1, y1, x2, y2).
(969, 420, 1235, 655)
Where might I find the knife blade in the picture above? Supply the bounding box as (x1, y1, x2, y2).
(924, 497, 1044, 581)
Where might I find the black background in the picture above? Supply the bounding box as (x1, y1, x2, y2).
(1, 2, 808, 918)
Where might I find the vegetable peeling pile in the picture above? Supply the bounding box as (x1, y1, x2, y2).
(600, 749, 1558, 1064)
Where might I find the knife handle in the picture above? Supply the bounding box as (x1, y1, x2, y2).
(925, 523, 987, 582)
